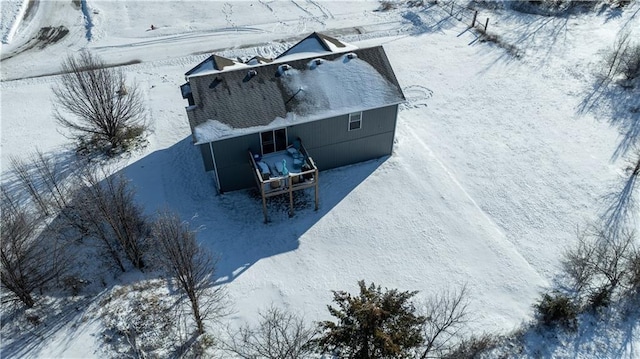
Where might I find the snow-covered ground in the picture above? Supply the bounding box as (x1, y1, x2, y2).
(1, 0, 639, 357)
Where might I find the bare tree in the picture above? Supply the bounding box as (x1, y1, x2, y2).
(52, 51, 146, 155)
(602, 149, 640, 236)
(223, 306, 318, 359)
(152, 211, 226, 335)
(31, 149, 73, 213)
(626, 248, 640, 298)
(604, 30, 632, 81)
(563, 226, 638, 308)
(0, 187, 66, 308)
(441, 333, 498, 359)
(75, 167, 149, 271)
(420, 285, 470, 359)
(9, 155, 50, 216)
(603, 29, 640, 85)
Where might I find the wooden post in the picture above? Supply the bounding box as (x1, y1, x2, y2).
(484, 17, 489, 31)
(288, 176, 294, 217)
(314, 169, 319, 211)
(471, 10, 477, 27)
(261, 185, 268, 223)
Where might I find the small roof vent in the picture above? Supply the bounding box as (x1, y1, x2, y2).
(277, 64, 292, 76)
(346, 52, 358, 59)
(247, 70, 257, 77)
(309, 58, 325, 69)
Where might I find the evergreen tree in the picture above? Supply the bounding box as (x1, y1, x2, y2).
(318, 280, 425, 358)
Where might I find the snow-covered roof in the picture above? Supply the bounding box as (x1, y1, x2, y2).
(274, 32, 358, 63)
(183, 32, 357, 77)
(186, 44, 405, 144)
(185, 54, 249, 76)
(246, 56, 273, 65)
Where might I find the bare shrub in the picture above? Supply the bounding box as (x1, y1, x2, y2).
(152, 211, 227, 335)
(318, 280, 425, 358)
(9, 155, 50, 216)
(623, 246, 640, 298)
(419, 285, 471, 358)
(222, 306, 318, 359)
(441, 333, 499, 359)
(10, 150, 90, 236)
(52, 51, 146, 156)
(30, 150, 76, 214)
(0, 188, 67, 308)
(477, 30, 522, 59)
(604, 30, 640, 86)
(75, 168, 149, 272)
(511, 0, 599, 15)
(563, 227, 638, 308)
(533, 293, 578, 331)
(619, 43, 640, 82)
(100, 281, 175, 358)
(563, 233, 597, 294)
(376, 0, 396, 11)
(601, 149, 640, 238)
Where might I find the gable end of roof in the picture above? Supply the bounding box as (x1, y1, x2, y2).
(185, 54, 237, 76)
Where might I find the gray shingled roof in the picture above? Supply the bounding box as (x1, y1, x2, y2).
(185, 45, 405, 140)
(185, 54, 238, 76)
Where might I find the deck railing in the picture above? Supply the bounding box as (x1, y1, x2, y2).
(248, 143, 319, 222)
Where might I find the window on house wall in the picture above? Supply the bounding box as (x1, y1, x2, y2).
(260, 128, 287, 155)
(348, 112, 362, 131)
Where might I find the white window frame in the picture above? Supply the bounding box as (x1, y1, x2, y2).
(260, 127, 288, 155)
(348, 112, 362, 131)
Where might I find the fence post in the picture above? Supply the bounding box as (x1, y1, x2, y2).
(484, 17, 489, 32)
(451, 2, 454, 15)
(471, 10, 477, 27)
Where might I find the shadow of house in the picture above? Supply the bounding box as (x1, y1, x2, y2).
(115, 137, 388, 285)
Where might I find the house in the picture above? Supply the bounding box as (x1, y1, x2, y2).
(180, 32, 405, 220)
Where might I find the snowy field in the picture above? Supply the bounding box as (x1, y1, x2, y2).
(1, 0, 639, 357)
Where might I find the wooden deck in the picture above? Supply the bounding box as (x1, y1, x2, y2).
(249, 142, 319, 222)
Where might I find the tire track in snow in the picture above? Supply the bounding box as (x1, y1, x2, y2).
(290, 0, 325, 27)
(306, 0, 334, 19)
(399, 120, 542, 278)
(258, 0, 290, 30)
(4, 20, 411, 81)
(91, 26, 264, 50)
(290, 0, 314, 16)
(258, 0, 273, 12)
(400, 85, 433, 110)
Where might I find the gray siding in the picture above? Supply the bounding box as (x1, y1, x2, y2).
(304, 132, 394, 171)
(199, 143, 215, 172)
(212, 134, 261, 192)
(288, 105, 398, 170)
(206, 104, 398, 192)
